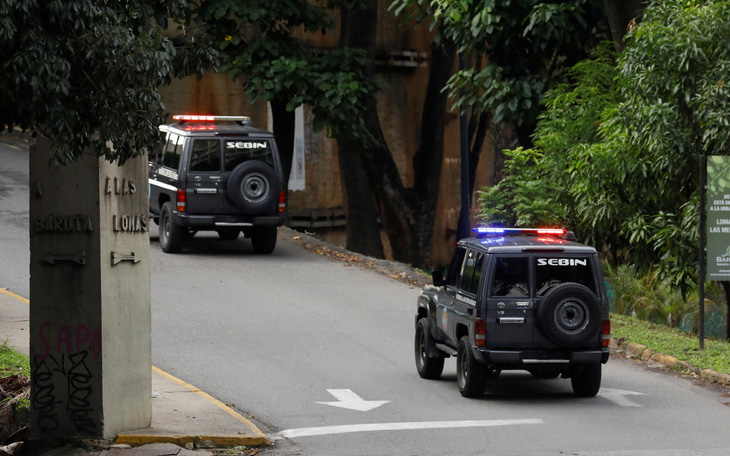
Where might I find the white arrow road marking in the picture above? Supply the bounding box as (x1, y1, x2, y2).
(599, 388, 648, 407)
(316, 389, 390, 412)
(275, 419, 543, 439)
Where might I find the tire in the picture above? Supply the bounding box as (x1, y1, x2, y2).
(456, 336, 487, 398)
(538, 283, 600, 348)
(226, 161, 279, 215)
(415, 319, 444, 379)
(217, 228, 240, 240)
(571, 363, 602, 397)
(159, 202, 185, 253)
(251, 227, 277, 254)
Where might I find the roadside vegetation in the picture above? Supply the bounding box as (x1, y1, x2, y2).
(476, 1, 730, 342)
(612, 315, 730, 375)
(0, 342, 30, 444)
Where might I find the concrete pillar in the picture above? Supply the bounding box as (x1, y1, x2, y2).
(29, 137, 151, 439)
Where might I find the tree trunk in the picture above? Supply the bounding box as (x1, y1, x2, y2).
(339, 0, 455, 269)
(337, 143, 385, 258)
(602, 0, 648, 53)
(337, 0, 386, 258)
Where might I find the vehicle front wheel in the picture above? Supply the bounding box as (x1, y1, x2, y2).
(571, 364, 602, 397)
(159, 202, 185, 253)
(251, 227, 277, 254)
(415, 319, 444, 379)
(456, 336, 487, 398)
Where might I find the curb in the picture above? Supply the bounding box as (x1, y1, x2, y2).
(610, 338, 730, 387)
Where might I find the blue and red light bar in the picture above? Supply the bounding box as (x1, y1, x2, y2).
(473, 227, 567, 237)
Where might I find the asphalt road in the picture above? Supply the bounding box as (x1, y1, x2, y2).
(2, 141, 730, 455)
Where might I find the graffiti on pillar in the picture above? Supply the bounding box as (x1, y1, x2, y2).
(32, 318, 101, 437)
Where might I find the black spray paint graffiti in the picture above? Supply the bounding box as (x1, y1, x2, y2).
(33, 321, 100, 437)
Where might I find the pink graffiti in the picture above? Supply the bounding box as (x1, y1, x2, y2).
(37, 322, 101, 361)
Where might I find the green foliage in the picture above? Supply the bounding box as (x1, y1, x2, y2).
(430, 0, 606, 132)
(0, 341, 29, 377)
(479, 0, 730, 294)
(194, 0, 380, 147)
(478, 44, 621, 231)
(0, 0, 217, 165)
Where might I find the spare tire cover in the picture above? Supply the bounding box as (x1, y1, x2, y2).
(537, 283, 600, 348)
(226, 161, 279, 215)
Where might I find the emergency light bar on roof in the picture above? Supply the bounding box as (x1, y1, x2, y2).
(473, 227, 567, 237)
(172, 115, 253, 125)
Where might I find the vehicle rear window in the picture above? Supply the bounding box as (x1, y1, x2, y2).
(224, 139, 275, 171)
(190, 139, 221, 172)
(491, 257, 529, 297)
(535, 257, 596, 295)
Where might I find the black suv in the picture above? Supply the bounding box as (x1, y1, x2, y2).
(415, 228, 610, 398)
(148, 115, 285, 254)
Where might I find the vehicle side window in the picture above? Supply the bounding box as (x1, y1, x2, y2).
(149, 131, 167, 165)
(491, 257, 529, 297)
(163, 133, 182, 171)
(460, 250, 484, 295)
(535, 257, 596, 295)
(190, 139, 221, 172)
(224, 140, 275, 171)
(446, 247, 467, 287)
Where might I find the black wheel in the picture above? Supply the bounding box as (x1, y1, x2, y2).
(538, 283, 600, 347)
(456, 336, 487, 398)
(217, 228, 240, 240)
(226, 161, 279, 215)
(415, 319, 444, 379)
(159, 202, 185, 253)
(251, 227, 277, 254)
(571, 364, 602, 397)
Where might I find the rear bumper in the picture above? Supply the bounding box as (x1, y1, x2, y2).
(475, 348, 609, 366)
(172, 212, 284, 229)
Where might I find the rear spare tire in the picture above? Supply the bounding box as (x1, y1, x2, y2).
(538, 283, 600, 348)
(226, 161, 279, 214)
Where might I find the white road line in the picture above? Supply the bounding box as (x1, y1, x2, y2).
(276, 419, 543, 439)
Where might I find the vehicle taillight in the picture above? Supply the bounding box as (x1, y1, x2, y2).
(475, 319, 486, 347)
(278, 190, 286, 214)
(601, 318, 611, 347)
(176, 189, 186, 212)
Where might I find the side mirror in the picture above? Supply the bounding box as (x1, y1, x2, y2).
(432, 270, 445, 287)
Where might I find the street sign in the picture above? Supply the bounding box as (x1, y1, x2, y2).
(706, 156, 730, 280)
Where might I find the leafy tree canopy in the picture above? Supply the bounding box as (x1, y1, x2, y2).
(193, 0, 380, 146)
(479, 0, 730, 293)
(429, 0, 606, 139)
(0, 0, 216, 165)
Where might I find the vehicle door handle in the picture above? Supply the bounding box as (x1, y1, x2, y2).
(467, 308, 473, 315)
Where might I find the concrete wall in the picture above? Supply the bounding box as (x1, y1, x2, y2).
(29, 138, 151, 439)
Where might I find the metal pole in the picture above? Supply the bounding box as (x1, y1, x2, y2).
(699, 153, 706, 350)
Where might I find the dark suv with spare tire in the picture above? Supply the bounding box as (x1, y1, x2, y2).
(148, 115, 285, 254)
(415, 227, 610, 398)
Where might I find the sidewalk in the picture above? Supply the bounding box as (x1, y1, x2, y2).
(0, 287, 271, 454)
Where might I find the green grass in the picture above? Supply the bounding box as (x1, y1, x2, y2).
(0, 341, 30, 377)
(611, 314, 730, 374)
